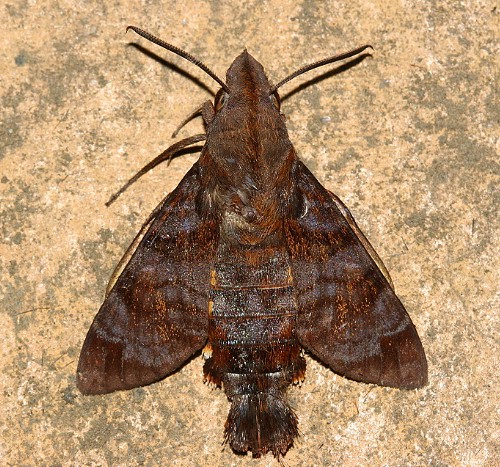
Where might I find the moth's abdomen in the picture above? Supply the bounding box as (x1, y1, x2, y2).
(203, 244, 305, 457)
(204, 286, 304, 381)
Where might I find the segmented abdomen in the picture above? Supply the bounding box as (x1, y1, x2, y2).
(203, 244, 305, 457)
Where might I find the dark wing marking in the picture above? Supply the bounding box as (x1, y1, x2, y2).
(77, 164, 217, 394)
(327, 190, 394, 289)
(287, 161, 427, 389)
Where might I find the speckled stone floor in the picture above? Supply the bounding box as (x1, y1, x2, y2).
(2, 1, 498, 465)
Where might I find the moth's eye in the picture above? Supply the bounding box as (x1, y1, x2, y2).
(269, 91, 281, 110)
(214, 90, 229, 112)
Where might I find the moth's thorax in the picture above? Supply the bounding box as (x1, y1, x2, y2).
(210, 50, 291, 174)
(198, 53, 297, 245)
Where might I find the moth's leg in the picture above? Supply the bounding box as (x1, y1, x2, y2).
(105, 134, 206, 206)
(200, 100, 215, 126)
(172, 100, 215, 137)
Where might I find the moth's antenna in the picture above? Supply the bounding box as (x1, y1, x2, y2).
(270, 45, 373, 94)
(127, 26, 230, 93)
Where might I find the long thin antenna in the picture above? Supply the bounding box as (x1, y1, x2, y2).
(270, 44, 373, 93)
(126, 26, 230, 93)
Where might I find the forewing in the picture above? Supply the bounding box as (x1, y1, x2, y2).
(287, 162, 427, 389)
(77, 164, 217, 394)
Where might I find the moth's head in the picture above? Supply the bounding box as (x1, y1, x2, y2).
(226, 51, 271, 93)
(214, 50, 281, 112)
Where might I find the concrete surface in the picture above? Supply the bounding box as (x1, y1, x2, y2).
(1, 1, 498, 465)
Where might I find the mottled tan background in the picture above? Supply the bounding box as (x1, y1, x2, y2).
(1, 1, 498, 466)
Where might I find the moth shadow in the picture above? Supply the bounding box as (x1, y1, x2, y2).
(128, 43, 216, 96)
(281, 53, 372, 102)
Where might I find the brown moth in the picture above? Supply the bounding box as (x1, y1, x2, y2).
(77, 26, 427, 459)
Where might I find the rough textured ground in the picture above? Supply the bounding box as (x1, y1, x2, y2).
(1, 1, 498, 466)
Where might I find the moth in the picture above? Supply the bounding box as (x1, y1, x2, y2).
(77, 26, 428, 459)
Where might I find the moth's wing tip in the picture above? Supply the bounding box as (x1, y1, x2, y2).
(377, 325, 428, 389)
